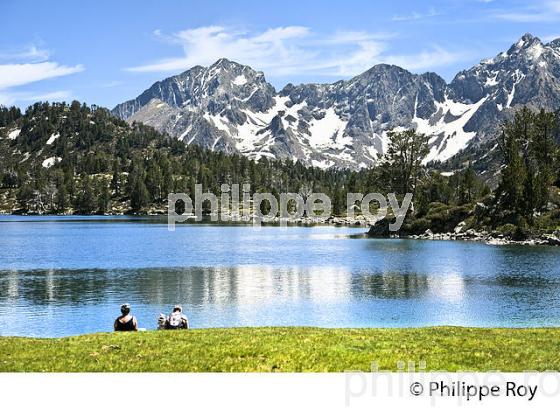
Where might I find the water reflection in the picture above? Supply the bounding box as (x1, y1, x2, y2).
(2, 263, 560, 337)
(0, 267, 473, 307)
(0, 264, 556, 309)
(359, 273, 430, 299)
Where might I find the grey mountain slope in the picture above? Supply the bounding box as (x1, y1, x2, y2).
(113, 33, 560, 170)
(448, 33, 560, 138)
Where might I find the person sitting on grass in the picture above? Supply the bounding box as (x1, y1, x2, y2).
(164, 305, 189, 330)
(114, 303, 138, 331)
(157, 313, 167, 330)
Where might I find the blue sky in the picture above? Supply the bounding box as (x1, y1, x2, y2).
(1, 0, 560, 109)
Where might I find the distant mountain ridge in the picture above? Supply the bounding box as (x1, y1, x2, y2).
(113, 33, 560, 169)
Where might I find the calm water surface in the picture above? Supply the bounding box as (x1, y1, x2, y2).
(1, 215, 560, 337)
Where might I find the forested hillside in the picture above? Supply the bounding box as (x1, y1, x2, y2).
(0, 101, 490, 217)
(0, 102, 355, 215)
(1, 101, 559, 241)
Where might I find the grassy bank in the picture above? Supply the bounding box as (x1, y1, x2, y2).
(1, 327, 559, 372)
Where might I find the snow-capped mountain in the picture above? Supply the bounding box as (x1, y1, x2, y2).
(446, 34, 560, 144)
(113, 33, 560, 169)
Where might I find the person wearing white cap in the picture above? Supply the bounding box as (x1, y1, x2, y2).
(164, 305, 189, 330)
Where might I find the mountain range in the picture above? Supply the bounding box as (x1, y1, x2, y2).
(112, 33, 560, 170)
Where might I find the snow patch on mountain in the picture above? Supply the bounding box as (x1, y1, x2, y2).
(307, 108, 349, 149)
(311, 158, 335, 169)
(485, 74, 499, 87)
(179, 126, 192, 141)
(203, 113, 231, 133)
(419, 96, 488, 163)
(232, 75, 248, 86)
(506, 69, 525, 108)
(46, 133, 59, 145)
(42, 157, 61, 168)
(527, 42, 544, 60)
(8, 129, 20, 140)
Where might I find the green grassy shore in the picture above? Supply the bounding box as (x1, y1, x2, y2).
(1, 327, 559, 372)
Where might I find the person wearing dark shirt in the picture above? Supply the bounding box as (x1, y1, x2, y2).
(114, 303, 138, 331)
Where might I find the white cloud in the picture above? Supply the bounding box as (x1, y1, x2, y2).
(21, 90, 72, 101)
(0, 44, 83, 106)
(126, 25, 468, 78)
(0, 62, 83, 89)
(496, 12, 556, 22)
(128, 26, 314, 75)
(392, 8, 442, 22)
(385, 47, 469, 71)
(543, 33, 560, 42)
(0, 92, 17, 106)
(494, 0, 560, 22)
(320, 30, 394, 45)
(549, 0, 560, 12)
(0, 45, 50, 62)
(0, 90, 72, 106)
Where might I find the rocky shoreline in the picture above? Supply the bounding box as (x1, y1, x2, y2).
(1, 209, 372, 227)
(259, 215, 370, 226)
(364, 218, 560, 246)
(253, 216, 560, 246)
(405, 228, 560, 246)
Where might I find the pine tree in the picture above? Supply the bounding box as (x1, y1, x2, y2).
(56, 184, 68, 213)
(111, 159, 121, 197)
(531, 109, 557, 210)
(76, 176, 96, 214)
(97, 179, 111, 214)
(382, 129, 430, 196)
(130, 178, 149, 212)
(459, 163, 477, 204)
(145, 161, 163, 201)
(498, 125, 527, 216)
(497, 108, 559, 222)
(16, 183, 34, 211)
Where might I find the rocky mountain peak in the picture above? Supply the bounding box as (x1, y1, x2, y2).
(508, 33, 541, 52)
(203, 58, 267, 87)
(548, 37, 560, 49)
(113, 58, 276, 120)
(112, 33, 560, 170)
(500, 34, 546, 67)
